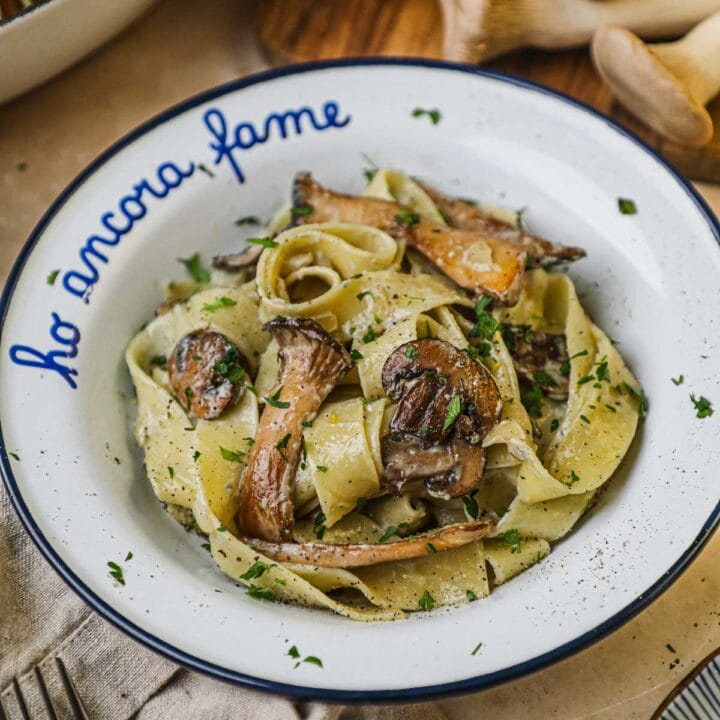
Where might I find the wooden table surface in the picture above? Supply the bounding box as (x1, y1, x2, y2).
(1, 1, 719, 718)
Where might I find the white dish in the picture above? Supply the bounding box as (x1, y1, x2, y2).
(0, 0, 157, 105)
(1, 60, 719, 700)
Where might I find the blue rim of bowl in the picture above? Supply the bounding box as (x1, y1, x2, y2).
(1, 58, 719, 703)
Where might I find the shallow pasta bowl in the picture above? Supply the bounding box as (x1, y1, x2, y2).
(1, 59, 720, 701)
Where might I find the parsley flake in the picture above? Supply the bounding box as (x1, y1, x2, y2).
(471, 641, 483, 656)
(350, 349, 364, 361)
(618, 197, 637, 215)
(288, 646, 300, 659)
(362, 326, 377, 344)
(462, 490, 480, 519)
(202, 296, 237, 312)
(671, 375, 684, 386)
(443, 394, 463, 432)
(412, 107, 442, 125)
(503, 529, 521, 554)
(235, 215, 261, 226)
(265, 386, 290, 408)
(691, 393, 713, 418)
(405, 345, 419, 359)
(427, 543, 437, 554)
(178, 252, 210, 283)
(291, 204, 314, 216)
(276, 433, 291, 450)
(247, 236, 278, 248)
(240, 561, 276, 580)
(220, 447, 245, 463)
(466, 590, 478, 602)
(47, 269, 60, 286)
(246, 585, 276, 602)
(303, 656, 323, 668)
(394, 209, 420, 227)
(379, 524, 407, 543)
(471, 297, 500, 340)
(107, 561, 125, 586)
(418, 590, 435, 611)
(313, 511, 327, 540)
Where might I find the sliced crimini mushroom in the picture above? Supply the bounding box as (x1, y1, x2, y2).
(168, 331, 249, 419)
(416, 181, 586, 268)
(292, 172, 526, 304)
(237, 317, 351, 542)
(380, 339, 502, 499)
(212, 244, 263, 271)
(242, 518, 494, 567)
(501, 324, 569, 400)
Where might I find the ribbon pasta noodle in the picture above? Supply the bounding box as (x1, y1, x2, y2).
(125, 169, 642, 619)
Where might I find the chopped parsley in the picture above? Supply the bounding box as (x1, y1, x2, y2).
(265, 386, 290, 408)
(202, 296, 237, 312)
(291, 204, 314, 216)
(671, 375, 684, 386)
(568, 470, 580, 486)
(217, 525, 227, 532)
(618, 197, 637, 215)
(150, 354, 167, 366)
(503, 529, 521, 554)
(246, 585, 276, 601)
(466, 590, 478, 602)
(471, 641, 483, 656)
(442, 394, 464, 432)
(471, 297, 500, 340)
(356, 291, 375, 301)
(580, 414, 591, 424)
(379, 523, 407, 543)
(192, 450, 201, 462)
(316, 465, 328, 472)
(595, 357, 611, 382)
(405, 345, 419, 359)
(465, 343, 491, 360)
(550, 419, 560, 432)
(178, 252, 210, 283)
(247, 236, 278, 248)
(691, 393, 713, 418)
(47, 269, 60, 286)
(235, 215, 261, 226)
(534, 370, 556, 387)
(362, 326, 377, 344)
(240, 561, 276, 580)
(520, 384, 543, 418)
(288, 645, 300, 659)
(167, 466, 175, 479)
(276, 433, 291, 450)
(350, 349, 364, 361)
(201, 543, 211, 553)
(560, 349, 588, 376)
(301, 420, 314, 427)
(213, 346, 245, 383)
(394, 209, 420, 227)
(412, 107, 442, 125)
(462, 489, 480, 519)
(197, 163, 215, 178)
(125, 551, 133, 561)
(8, 452, 19, 461)
(303, 656, 323, 668)
(577, 375, 594, 386)
(418, 590, 435, 611)
(313, 511, 327, 540)
(624, 382, 648, 421)
(107, 561, 125, 585)
(219, 447, 245, 463)
(426, 543, 437, 554)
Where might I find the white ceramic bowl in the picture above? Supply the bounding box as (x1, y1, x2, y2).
(1, 60, 719, 701)
(0, 0, 157, 105)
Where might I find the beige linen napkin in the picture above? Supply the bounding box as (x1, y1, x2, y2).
(0, 484, 445, 720)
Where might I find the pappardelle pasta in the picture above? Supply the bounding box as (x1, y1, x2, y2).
(126, 169, 643, 620)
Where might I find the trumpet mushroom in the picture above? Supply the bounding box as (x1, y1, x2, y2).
(168, 331, 249, 419)
(242, 519, 494, 567)
(380, 339, 502, 499)
(292, 172, 526, 304)
(592, 14, 720, 146)
(439, 0, 720, 63)
(212, 244, 263, 271)
(237, 317, 351, 542)
(417, 181, 585, 268)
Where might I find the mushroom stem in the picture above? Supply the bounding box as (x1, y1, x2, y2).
(440, 0, 720, 62)
(592, 13, 720, 146)
(237, 318, 351, 542)
(242, 519, 494, 568)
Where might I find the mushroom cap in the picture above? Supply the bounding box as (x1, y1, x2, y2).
(382, 338, 502, 444)
(168, 330, 248, 419)
(592, 25, 713, 147)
